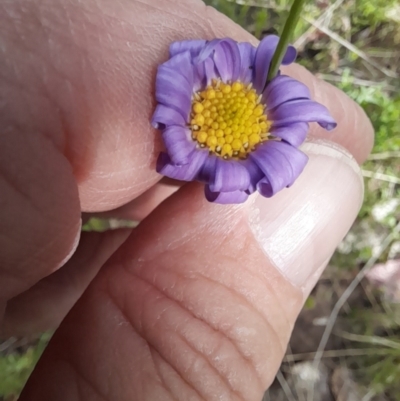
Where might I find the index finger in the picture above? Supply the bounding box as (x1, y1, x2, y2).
(0, 0, 373, 299)
(2, 0, 372, 212)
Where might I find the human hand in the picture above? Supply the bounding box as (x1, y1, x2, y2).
(0, 0, 373, 399)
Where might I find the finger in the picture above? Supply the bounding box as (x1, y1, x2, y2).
(21, 141, 364, 401)
(1, 0, 372, 297)
(2, 0, 372, 209)
(1, 229, 131, 338)
(0, 130, 82, 299)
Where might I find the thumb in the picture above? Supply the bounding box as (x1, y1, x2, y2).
(20, 141, 363, 401)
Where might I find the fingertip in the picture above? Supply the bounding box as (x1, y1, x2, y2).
(53, 219, 82, 271)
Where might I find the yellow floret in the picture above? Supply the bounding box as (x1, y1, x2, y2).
(231, 139, 242, 151)
(221, 84, 232, 94)
(206, 89, 216, 99)
(240, 135, 249, 145)
(253, 105, 264, 117)
(197, 132, 208, 144)
(246, 92, 257, 102)
(221, 144, 233, 157)
(232, 82, 243, 92)
(217, 137, 225, 146)
(194, 114, 205, 126)
(193, 103, 204, 114)
(207, 136, 218, 148)
(225, 135, 234, 144)
(249, 133, 260, 147)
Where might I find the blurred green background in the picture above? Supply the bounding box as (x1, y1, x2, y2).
(1, 0, 400, 400)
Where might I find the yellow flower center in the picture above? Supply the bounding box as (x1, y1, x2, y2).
(190, 80, 271, 159)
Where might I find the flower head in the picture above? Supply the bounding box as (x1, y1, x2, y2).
(152, 36, 336, 204)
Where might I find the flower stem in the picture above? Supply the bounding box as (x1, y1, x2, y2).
(266, 0, 307, 83)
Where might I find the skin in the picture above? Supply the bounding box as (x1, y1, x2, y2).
(0, 0, 374, 400)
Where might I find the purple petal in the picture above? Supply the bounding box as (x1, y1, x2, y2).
(192, 56, 218, 91)
(156, 63, 193, 121)
(205, 186, 249, 204)
(195, 39, 241, 82)
(264, 75, 311, 110)
(162, 126, 196, 165)
(213, 39, 241, 82)
(157, 150, 208, 181)
(250, 141, 308, 197)
(151, 104, 187, 130)
(240, 158, 265, 194)
(238, 42, 256, 84)
(270, 122, 309, 147)
(197, 154, 218, 183)
(256, 177, 274, 198)
(283, 45, 297, 65)
(254, 35, 297, 93)
(169, 40, 207, 58)
(270, 99, 337, 130)
(192, 63, 205, 92)
(208, 158, 251, 192)
(162, 51, 194, 88)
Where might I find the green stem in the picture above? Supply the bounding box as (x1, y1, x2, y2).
(266, 0, 307, 84)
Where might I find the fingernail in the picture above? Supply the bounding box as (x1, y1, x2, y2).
(53, 218, 82, 272)
(248, 141, 363, 289)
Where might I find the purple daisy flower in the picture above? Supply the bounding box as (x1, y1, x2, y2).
(152, 35, 337, 204)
